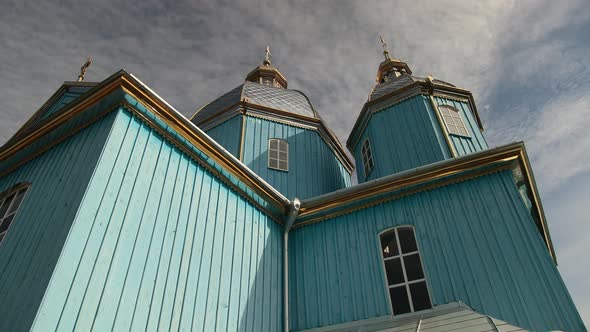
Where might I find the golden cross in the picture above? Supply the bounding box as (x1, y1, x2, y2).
(264, 46, 272, 65)
(380, 35, 391, 60)
(77, 57, 93, 82)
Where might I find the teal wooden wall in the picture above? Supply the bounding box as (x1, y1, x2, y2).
(353, 95, 488, 182)
(0, 112, 117, 332)
(204, 115, 242, 158)
(353, 95, 450, 182)
(432, 96, 488, 156)
(32, 109, 283, 332)
(289, 170, 585, 331)
(242, 116, 351, 199)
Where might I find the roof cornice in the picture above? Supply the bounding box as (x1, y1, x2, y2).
(295, 142, 556, 263)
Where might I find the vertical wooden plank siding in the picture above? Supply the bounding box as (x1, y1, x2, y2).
(204, 115, 243, 158)
(241, 116, 351, 199)
(354, 96, 450, 182)
(289, 170, 585, 331)
(0, 112, 117, 332)
(432, 96, 488, 156)
(32, 109, 283, 332)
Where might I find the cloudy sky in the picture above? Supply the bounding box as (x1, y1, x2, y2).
(0, 0, 588, 326)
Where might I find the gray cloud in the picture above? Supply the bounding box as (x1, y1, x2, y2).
(0, 0, 588, 326)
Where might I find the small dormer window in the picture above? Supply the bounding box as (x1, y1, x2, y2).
(262, 78, 273, 86)
(439, 105, 469, 137)
(0, 184, 29, 244)
(361, 139, 374, 178)
(268, 139, 288, 172)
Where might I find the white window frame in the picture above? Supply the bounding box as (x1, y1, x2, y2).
(378, 226, 432, 316)
(0, 184, 30, 245)
(438, 105, 470, 137)
(361, 138, 374, 179)
(268, 138, 289, 172)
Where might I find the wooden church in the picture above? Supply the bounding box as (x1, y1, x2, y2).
(0, 41, 586, 331)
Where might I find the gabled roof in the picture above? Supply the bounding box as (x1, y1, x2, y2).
(0, 70, 291, 222)
(191, 81, 318, 125)
(2, 81, 97, 149)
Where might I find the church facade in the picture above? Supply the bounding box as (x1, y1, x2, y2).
(0, 44, 585, 331)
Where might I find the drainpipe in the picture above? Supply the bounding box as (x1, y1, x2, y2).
(284, 197, 301, 332)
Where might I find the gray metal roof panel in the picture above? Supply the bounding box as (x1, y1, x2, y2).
(192, 84, 243, 124)
(192, 81, 317, 125)
(369, 74, 456, 101)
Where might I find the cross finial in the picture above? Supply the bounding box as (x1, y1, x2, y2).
(77, 57, 93, 82)
(379, 35, 391, 60)
(264, 46, 272, 65)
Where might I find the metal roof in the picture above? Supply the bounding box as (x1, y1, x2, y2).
(299, 302, 527, 332)
(369, 74, 455, 101)
(192, 81, 318, 124)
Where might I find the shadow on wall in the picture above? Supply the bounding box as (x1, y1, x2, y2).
(246, 129, 350, 200)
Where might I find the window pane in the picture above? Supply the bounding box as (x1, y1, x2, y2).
(279, 151, 288, 161)
(458, 127, 469, 136)
(7, 189, 26, 215)
(0, 194, 15, 217)
(390, 286, 411, 315)
(0, 215, 14, 233)
(384, 258, 405, 285)
(398, 228, 417, 253)
(453, 117, 463, 126)
(439, 107, 450, 115)
(279, 140, 288, 151)
(381, 232, 399, 258)
(269, 139, 278, 149)
(269, 150, 278, 159)
(279, 161, 288, 171)
(269, 159, 278, 168)
(409, 281, 432, 311)
(443, 115, 453, 124)
(403, 253, 424, 281)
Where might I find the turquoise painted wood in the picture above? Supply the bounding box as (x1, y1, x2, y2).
(289, 170, 585, 331)
(432, 96, 488, 156)
(32, 109, 283, 332)
(0, 112, 117, 332)
(204, 115, 242, 158)
(241, 116, 351, 199)
(353, 95, 451, 182)
(353, 95, 489, 182)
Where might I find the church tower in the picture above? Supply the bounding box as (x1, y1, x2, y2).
(348, 38, 488, 182)
(191, 47, 353, 199)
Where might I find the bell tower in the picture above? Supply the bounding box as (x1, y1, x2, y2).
(347, 37, 488, 182)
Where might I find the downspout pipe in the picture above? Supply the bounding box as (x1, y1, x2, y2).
(284, 197, 301, 332)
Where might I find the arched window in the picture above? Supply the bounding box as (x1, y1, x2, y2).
(361, 138, 374, 178)
(438, 105, 470, 137)
(0, 184, 30, 244)
(379, 226, 431, 315)
(268, 138, 289, 172)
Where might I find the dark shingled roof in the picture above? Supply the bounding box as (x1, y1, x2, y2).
(369, 73, 455, 101)
(192, 81, 318, 124)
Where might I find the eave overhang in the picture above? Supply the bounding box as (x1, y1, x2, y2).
(346, 80, 484, 152)
(0, 70, 291, 223)
(295, 142, 557, 264)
